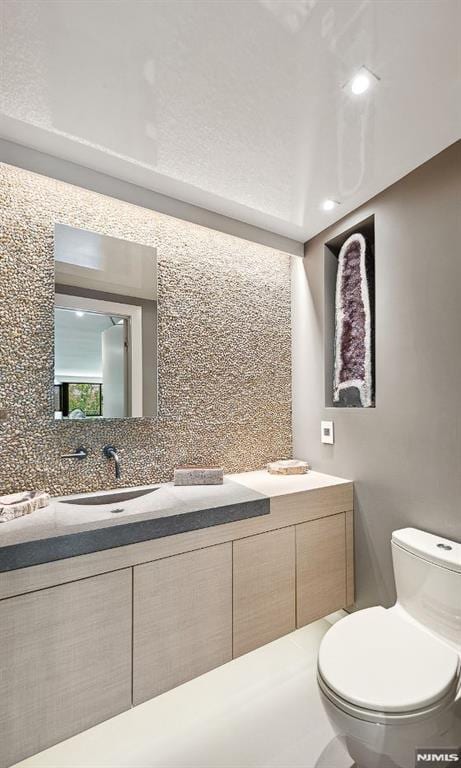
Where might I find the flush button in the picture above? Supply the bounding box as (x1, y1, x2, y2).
(436, 542, 452, 551)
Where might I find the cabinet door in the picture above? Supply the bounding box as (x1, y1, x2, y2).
(233, 527, 295, 657)
(0, 569, 132, 768)
(133, 543, 232, 705)
(296, 513, 346, 627)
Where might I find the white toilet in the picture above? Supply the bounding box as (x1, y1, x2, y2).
(317, 528, 461, 768)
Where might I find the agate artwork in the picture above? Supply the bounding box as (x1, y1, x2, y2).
(333, 232, 374, 407)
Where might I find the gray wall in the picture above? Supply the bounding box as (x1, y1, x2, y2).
(292, 141, 461, 609)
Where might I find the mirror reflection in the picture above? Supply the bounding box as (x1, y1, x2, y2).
(54, 224, 157, 420)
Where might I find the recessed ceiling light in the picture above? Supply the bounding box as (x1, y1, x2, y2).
(322, 199, 339, 212)
(346, 66, 379, 96)
(75, 310, 84, 318)
(351, 72, 370, 95)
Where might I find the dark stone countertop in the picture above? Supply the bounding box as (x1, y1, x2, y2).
(0, 479, 269, 572)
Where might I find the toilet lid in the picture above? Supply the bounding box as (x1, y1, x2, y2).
(318, 607, 459, 713)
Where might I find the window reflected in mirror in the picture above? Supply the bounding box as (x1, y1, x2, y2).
(54, 224, 157, 420)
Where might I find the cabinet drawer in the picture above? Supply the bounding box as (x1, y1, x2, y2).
(296, 513, 346, 627)
(233, 527, 295, 657)
(133, 543, 232, 704)
(0, 569, 132, 768)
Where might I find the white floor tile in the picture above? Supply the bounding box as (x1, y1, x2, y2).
(14, 618, 353, 768)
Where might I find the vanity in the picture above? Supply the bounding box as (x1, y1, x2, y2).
(0, 470, 353, 768)
(0, 211, 352, 766)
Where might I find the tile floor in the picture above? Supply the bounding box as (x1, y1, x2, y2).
(15, 612, 353, 768)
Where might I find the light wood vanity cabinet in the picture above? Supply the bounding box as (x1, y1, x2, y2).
(0, 476, 353, 767)
(233, 527, 296, 656)
(133, 543, 233, 705)
(232, 513, 349, 655)
(296, 513, 347, 627)
(0, 569, 132, 768)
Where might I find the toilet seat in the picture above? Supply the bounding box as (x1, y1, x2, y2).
(318, 669, 458, 726)
(318, 607, 459, 718)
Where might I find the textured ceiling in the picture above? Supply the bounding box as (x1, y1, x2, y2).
(0, 0, 459, 241)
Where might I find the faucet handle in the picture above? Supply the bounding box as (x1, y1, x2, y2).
(61, 446, 88, 460)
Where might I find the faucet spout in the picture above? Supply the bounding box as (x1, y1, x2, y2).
(103, 445, 121, 479)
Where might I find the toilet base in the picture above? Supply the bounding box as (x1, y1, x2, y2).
(319, 685, 460, 768)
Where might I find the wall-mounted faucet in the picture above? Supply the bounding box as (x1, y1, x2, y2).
(61, 446, 88, 460)
(103, 445, 121, 479)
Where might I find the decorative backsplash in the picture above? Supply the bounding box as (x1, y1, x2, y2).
(0, 163, 292, 495)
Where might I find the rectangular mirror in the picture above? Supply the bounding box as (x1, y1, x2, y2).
(54, 224, 157, 420)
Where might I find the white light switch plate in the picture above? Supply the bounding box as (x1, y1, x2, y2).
(321, 420, 334, 444)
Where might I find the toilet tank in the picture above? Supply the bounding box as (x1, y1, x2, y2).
(392, 528, 461, 649)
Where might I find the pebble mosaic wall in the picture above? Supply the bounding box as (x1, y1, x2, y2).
(0, 163, 292, 495)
